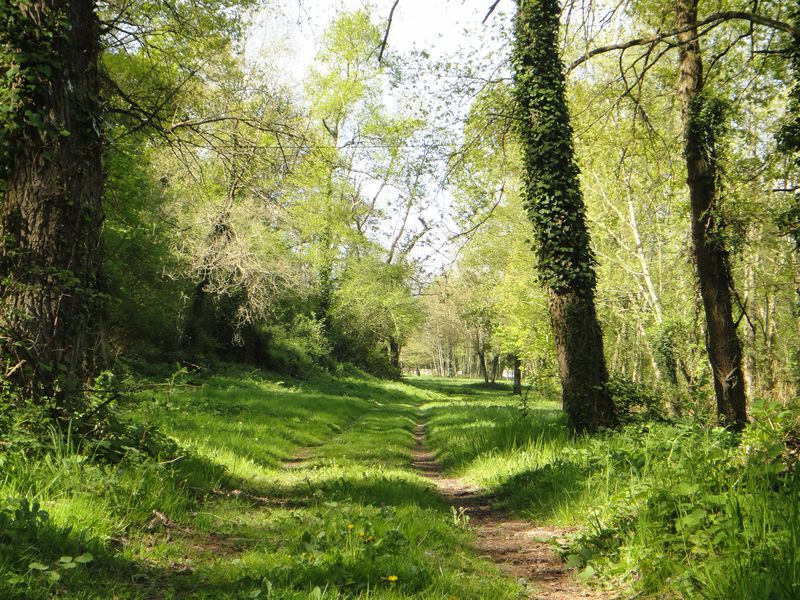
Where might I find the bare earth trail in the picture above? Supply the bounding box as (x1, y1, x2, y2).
(412, 420, 610, 600)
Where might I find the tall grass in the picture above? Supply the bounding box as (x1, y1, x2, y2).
(417, 378, 800, 598)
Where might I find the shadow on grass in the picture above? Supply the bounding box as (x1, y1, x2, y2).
(403, 377, 513, 398)
(492, 460, 590, 521)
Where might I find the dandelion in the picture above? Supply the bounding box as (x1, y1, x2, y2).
(387, 575, 398, 582)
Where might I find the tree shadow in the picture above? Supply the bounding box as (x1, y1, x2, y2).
(492, 460, 590, 522)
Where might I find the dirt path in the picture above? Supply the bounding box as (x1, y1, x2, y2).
(412, 421, 609, 600)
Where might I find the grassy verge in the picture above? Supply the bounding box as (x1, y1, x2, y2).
(0, 368, 524, 599)
(413, 377, 800, 599)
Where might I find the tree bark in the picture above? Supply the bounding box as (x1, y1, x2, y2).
(548, 289, 613, 427)
(477, 348, 489, 384)
(388, 336, 401, 375)
(677, 0, 747, 429)
(513, 0, 616, 432)
(512, 355, 522, 395)
(490, 353, 499, 384)
(0, 0, 103, 409)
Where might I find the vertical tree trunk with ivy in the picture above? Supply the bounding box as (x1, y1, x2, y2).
(677, 0, 747, 429)
(0, 0, 103, 411)
(512, 0, 615, 432)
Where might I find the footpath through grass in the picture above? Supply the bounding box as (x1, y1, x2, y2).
(413, 377, 800, 599)
(0, 368, 524, 599)
(3, 371, 799, 599)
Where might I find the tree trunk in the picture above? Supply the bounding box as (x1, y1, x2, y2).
(0, 0, 103, 410)
(677, 0, 747, 429)
(490, 354, 499, 384)
(513, 0, 615, 432)
(512, 356, 522, 395)
(548, 289, 613, 427)
(388, 336, 401, 375)
(477, 349, 489, 384)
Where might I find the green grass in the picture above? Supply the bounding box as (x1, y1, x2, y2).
(412, 377, 800, 599)
(4, 372, 798, 599)
(0, 369, 524, 599)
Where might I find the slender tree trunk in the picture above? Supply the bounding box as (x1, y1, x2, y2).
(477, 349, 489, 384)
(512, 356, 522, 395)
(513, 0, 615, 432)
(490, 354, 499, 384)
(388, 336, 401, 375)
(677, 0, 747, 429)
(0, 0, 103, 410)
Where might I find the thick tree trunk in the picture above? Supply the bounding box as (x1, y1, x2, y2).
(513, 0, 615, 432)
(549, 289, 613, 428)
(490, 354, 499, 384)
(512, 356, 522, 395)
(677, 0, 747, 429)
(0, 0, 103, 409)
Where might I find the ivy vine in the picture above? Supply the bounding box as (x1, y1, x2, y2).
(0, 0, 67, 184)
(511, 0, 597, 295)
(778, 4, 800, 250)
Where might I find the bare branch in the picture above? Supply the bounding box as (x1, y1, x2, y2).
(483, 0, 503, 24)
(568, 11, 795, 73)
(378, 0, 401, 64)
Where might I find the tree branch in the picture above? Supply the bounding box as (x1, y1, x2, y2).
(378, 0, 401, 64)
(568, 11, 795, 73)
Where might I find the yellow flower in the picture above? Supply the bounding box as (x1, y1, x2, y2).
(347, 524, 354, 529)
(387, 575, 398, 582)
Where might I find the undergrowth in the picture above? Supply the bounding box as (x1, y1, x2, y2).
(418, 377, 800, 599)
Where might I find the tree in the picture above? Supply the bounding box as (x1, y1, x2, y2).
(0, 0, 104, 411)
(676, 0, 746, 428)
(512, 0, 616, 432)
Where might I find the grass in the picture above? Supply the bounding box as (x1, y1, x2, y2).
(3, 371, 798, 599)
(0, 368, 524, 599)
(412, 377, 800, 599)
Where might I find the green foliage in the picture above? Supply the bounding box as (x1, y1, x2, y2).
(512, 0, 597, 294)
(263, 316, 333, 378)
(422, 378, 800, 598)
(0, 1, 66, 179)
(603, 377, 667, 425)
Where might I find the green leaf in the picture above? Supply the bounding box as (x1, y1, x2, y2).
(673, 482, 699, 496)
(28, 562, 49, 571)
(74, 553, 93, 564)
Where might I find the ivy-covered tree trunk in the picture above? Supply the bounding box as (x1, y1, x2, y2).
(0, 0, 103, 410)
(512, 355, 522, 396)
(512, 0, 615, 432)
(677, 0, 747, 429)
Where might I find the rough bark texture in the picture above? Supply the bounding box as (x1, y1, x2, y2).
(0, 0, 103, 408)
(490, 354, 499, 384)
(548, 289, 611, 427)
(677, 0, 747, 428)
(513, 0, 615, 431)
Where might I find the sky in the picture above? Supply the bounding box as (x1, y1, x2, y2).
(247, 1, 512, 87)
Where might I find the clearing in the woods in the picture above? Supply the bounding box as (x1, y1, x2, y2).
(5, 369, 613, 599)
